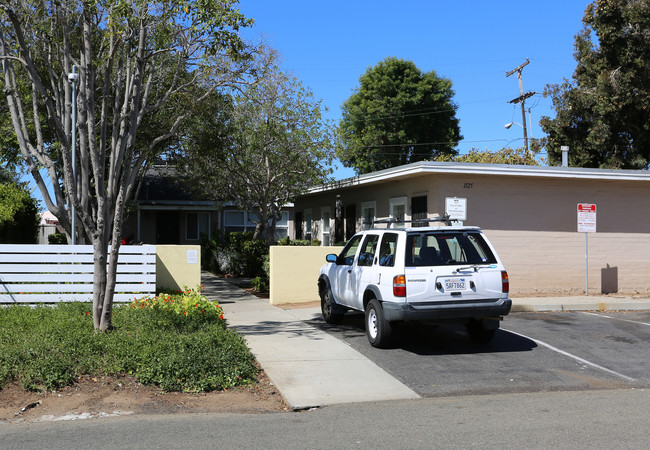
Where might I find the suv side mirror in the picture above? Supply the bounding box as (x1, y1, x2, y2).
(326, 254, 338, 264)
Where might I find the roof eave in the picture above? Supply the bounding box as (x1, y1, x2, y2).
(307, 162, 650, 195)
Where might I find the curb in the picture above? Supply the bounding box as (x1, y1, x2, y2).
(511, 298, 650, 313)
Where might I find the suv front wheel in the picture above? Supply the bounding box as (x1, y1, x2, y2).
(366, 299, 392, 348)
(320, 287, 344, 325)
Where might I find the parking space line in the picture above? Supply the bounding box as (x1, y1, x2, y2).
(503, 329, 637, 382)
(579, 311, 650, 327)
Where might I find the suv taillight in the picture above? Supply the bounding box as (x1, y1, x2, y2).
(393, 275, 406, 297)
(501, 271, 509, 293)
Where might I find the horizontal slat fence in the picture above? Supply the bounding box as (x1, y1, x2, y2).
(0, 244, 156, 303)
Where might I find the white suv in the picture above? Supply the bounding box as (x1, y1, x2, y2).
(317, 222, 511, 348)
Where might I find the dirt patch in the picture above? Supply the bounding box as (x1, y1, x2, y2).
(276, 300, 320, 310)
(1, 369, 288, 424)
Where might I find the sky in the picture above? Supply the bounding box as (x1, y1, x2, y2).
(237, 0, 592, 179)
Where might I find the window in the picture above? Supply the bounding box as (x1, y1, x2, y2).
(378, 233, 398, 267)
(406, 231, 497, 267)
(248, 212, 260, 230)
(389, 197, 407, 227)
(224, 211, 246, 233)
(186, 212, 210, 240)
(321, 207, 331, 245)
(274, 211, 290, 240)
(360, 201, 376, 230)
(224, 210, 289, 240)
(358, 234, 379, 267)
(338, 234, 362, 265)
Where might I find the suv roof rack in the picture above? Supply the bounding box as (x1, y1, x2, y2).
(371, 214, 452, 228)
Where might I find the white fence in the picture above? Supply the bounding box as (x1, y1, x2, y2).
(0, 244, 156, 303)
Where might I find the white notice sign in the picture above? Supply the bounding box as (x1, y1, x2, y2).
(187, 249, 198, 264)
(445, 197, 467, 221)
(577, 203, 596, 233)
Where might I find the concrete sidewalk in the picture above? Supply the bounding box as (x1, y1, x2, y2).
(201, 272, 650, 410)
(201, 272, 418, 410)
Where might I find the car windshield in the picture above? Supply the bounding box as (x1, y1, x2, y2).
(405, 231, 497, 267)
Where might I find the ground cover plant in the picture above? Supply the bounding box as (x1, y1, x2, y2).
(0, 288, 257, 393)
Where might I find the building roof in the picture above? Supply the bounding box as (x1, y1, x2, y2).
(308, 161, 650, 195)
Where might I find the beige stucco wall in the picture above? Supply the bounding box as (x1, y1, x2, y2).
(269, 246, 343, 305)
(294, 170, 650, 295)
(156, 245, 201, 291)
(488, 230, 650, 295)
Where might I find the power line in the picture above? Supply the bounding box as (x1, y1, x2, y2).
(354, 106, 459, 123)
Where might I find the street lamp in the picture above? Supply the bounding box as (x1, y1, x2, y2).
(504, 120, 532, 157)
(68, 66, 78, 245)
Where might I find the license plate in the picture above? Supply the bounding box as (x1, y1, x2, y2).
(444, 278, 466, 291)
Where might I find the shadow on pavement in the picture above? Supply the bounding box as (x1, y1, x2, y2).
(226, 320, 327, 340)
(303, 312, 538, 355)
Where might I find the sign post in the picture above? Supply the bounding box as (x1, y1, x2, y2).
(577, 203, 597, 295)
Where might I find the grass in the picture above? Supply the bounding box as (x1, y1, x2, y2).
(0, 288, 258, 393)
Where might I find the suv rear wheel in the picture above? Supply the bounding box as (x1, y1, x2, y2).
(466, 319, 497, 343)
(320, 288, 344, 324)
(366, 299, 392, 348)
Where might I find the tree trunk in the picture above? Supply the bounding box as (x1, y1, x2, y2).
(91, 235, 108, 331)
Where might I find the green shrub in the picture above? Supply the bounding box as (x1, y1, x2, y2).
(277, 237, 312, 246)
(251, 276, 269, 292)
(240, 238, 268, 277)
(199, 233, 220, 272)
(48, 232, 68, 245)
(262, 254, 270, 278)
(0, 289, 258, 393)
(202, 231, 269, 277)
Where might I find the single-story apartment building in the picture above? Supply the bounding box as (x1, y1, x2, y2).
(124, 165, 293, 245)
(293, 161, 650, 295)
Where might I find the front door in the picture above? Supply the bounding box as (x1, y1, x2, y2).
(411, 195, 427, 226)
(156, 211, 179, 244)
(330, 234, 362, 306)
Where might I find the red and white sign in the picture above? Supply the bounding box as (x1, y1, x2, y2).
(577, 203, 597, 233)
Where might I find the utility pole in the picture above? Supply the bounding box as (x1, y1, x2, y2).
(506, 59, 535, 156)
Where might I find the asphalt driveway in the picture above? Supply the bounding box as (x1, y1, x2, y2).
(296, 310, 650, 396)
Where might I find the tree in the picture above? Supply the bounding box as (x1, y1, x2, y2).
(338, 57, 461, 174)
(0, 183, 39, 243)
(435, 145, 543, 165)
(0, 168, 39, 244)
(0, 0, 255, 331)
(180, 57, 335, 245)
(540, 0, 650, 168)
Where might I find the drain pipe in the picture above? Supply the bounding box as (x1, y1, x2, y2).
(561, 146, 569, 167)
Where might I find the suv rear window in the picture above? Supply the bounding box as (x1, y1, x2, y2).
(405, 231, 497, 267)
